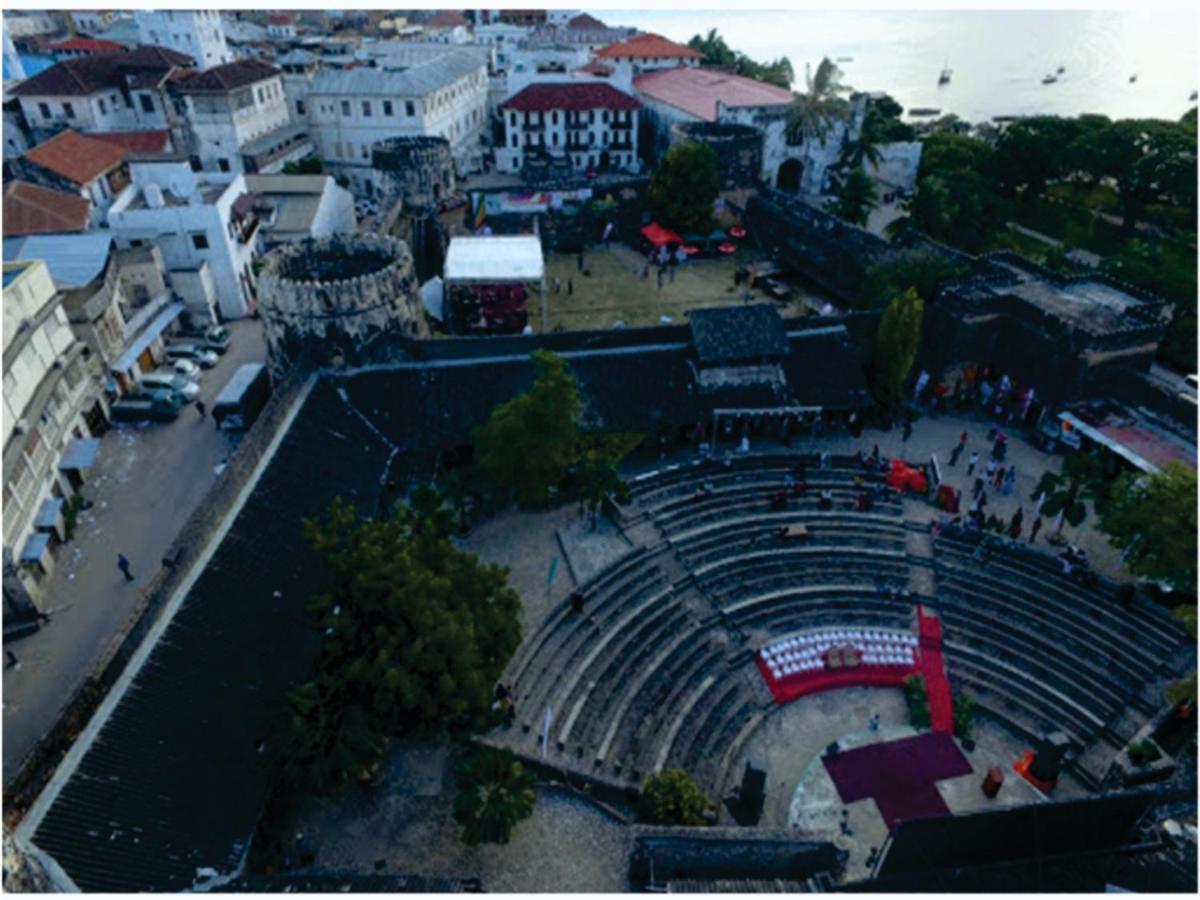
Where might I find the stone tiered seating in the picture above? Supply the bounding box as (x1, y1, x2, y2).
(696, 547, 911, 608)
(673, 511, 908, 564)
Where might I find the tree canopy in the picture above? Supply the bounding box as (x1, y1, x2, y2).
(830, 167, 877, 226)
(1098, 462, 1197, 594)
(869, 287, 924, 409)
(452, 745, 537, 845)
(1082, 119, 1197, 231)
(473, 349, 583, 508)
(786, 58, 852, 145)
(648, 142, 720, 233)
(860, 251, 968, 311)
(687, 28, 793, 89)
(285, 491, 523, 794)
(907, 133, 1009, 252)
(638, 769, 712, 826)
(990, 116, 1091, 201)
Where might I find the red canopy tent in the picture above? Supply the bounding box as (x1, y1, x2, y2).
(887, 459, 929, 494)
(936, 483, 960, 513)
(640, 222, 683, 247)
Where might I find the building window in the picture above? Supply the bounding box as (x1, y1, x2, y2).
(63, 102, 74, 119)
(217, 158, 230, 172)
(511, 133, 517, 148)
(362, 145, 369, 160)
(98, 98, 107, 114)
(405, 100, 415, 116)
(383, 100, 393, 116)
(296, 100, 305, 116)
(362, 100, 371, 117)
(552, 110, 558, 125)
(140, 94, 155, 114)
(341, 100, 351, 116)
(602, 110, 609, 123)
(38, 102, 51, 119)
(191, 233, 209, 250)
(552, 131, 558, 146)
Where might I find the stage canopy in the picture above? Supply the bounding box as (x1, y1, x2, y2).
(444, 235, 544, 284)
(640, 222, 683, 247)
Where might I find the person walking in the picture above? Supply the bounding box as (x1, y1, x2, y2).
(967, 451, 979, 475)
(985, 459, 998, 483)
(567, 278, 573, 296)
(902, 419, 913, 442)
(1029, 516, 1043, 544)
(5, 649, 18, 670)
(959, 431, 968, 448)
(576, 251, 584, 271)
(949, 443, 963, 466)
(117, 552, 134, 582)
(195, 400, 206, 420)
(1002, 466, 1016, 496)
(993, 465, 1006, 489)
(972, 476, 984, 499)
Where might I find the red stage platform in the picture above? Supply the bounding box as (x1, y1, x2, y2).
(755, 606, 954, 734)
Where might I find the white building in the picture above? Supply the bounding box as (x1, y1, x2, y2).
(265, 14, 296, 41)
(174, 58, 312, 180)
(2, 258, 107, 607)
(497, 82, 640, 175)
(3, 24, 25, 80)
(473, 22, 529, 74)
(18, 129, 130, 227)
(242, 174, 355, 248)
(133, 10, 231, 70)
(107, 159, 262, 320)
(592, 33, 704, 73)
(69, 10, 120, 35)
(305, 48, 488, 192)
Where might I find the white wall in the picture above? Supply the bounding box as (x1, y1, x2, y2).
(134, 9, 231, 69)
(312, 181, 356, 237)
(496, 103, 639, 174)
(185, 74, 292, 178)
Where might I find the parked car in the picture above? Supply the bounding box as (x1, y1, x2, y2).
(170, 358, 202, 379)
(180, 325, 230, 354)
(112, 387, 182, 422)
(166, 343, 219, 368)
(140, 370, 200, 403)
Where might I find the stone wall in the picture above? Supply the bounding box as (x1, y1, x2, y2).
(257, 235, 425, 379)
(372, 135, 456, 213)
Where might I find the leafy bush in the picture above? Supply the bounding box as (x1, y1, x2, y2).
(902, 674, 931, 729)
(638, 769, 712, 826)
(452, 745, 537, 845)
(952, 693, 976, 738)
(1127, 739, 1163, 766)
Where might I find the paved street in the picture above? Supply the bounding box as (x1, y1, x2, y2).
(2, 319, 267, 778)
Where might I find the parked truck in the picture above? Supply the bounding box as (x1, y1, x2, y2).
(212, 363, 270, 431)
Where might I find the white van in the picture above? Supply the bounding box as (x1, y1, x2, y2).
(139, 370, 200, 403)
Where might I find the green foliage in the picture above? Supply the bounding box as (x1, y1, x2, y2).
(869, 287, 924, 409)
(638, 769, 712, 826)
(473, 350, 582, 508)
(830, 167, 877, 226)
(1098, 462, 1197, 594)
(648, 142, 720, 233)
(62, 493, 85, 542)
(282, 156, 324, 175)
(285, 492, 523, 794)
(990, 116, 1090, 201)
(786, 57, 851, 145)
(1127, 739, 1163, 766)
(860, 251, 967, 311)
(902, 674, 931, 729)
(866, 94, 915, 142)
(907, 133, 1009, 251)
(687, 29, 793, 89)
(952, 693, 976, 739)
(452, 745, 537, 845)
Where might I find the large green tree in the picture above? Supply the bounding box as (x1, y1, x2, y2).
(990, 116, 1087, 201)
(285, 491, 523, 794)
(1082, 119, 1196, 231)
(906, 133, 1008, 251)
(860, 251, 968, 311)
(1098, 462, 1197, 594)
(869, 287, 924, 409)
(474, 349, 582, 508)
(830, 167, 877, 226)
(452, 745, 537, 845)
(786, 57, 851, 145)
(687, 28, 793, 89)
(648, 142, 720, 233)
(638, 769, 712, 826)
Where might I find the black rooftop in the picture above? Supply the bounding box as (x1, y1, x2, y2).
(689, 305, 789, 365)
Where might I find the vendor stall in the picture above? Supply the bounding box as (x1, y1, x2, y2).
(443, 235, 546, 335)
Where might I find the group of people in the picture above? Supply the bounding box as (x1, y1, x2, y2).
(640, 242, 689, 290)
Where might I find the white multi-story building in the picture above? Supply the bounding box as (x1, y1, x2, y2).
(473, 22, 529, 74)
(497, 82, 640, 175)
(2, 258, 107, 608)
(305, 48, 488, 193)
(593, 33, 704, 73)
(243, 174, 355, 248)
(265, 14, 296, 41)
(174, 58, 312, 180)
(18, 129, 130, 227)
(4, 24, 26, 80)
(133, 9, 231, 70)
(107, 159, 262, 320)
(69, 10, 120, 35)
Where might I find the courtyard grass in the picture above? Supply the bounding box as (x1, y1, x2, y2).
(539, 243, 820, 332)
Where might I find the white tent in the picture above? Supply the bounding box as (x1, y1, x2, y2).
(443, 235, 544, 284)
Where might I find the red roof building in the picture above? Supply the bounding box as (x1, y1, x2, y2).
(2, 181, 91, 237)
(502, 82, 639, 113)
(46, 37, 127, 57)
(21, 129, 127, 187)
(89, 130, 173, 155)
(173, 59, 281, 94)
(634, 66, 794, 122)
(595, 33, 704, 64)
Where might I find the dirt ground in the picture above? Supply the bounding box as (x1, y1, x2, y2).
(539, 242, 823, 331)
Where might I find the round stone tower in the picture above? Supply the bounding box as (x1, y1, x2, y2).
(257, 234, 424, 378)
(670, 122, 763, 190)
(372, 135, 456, 212)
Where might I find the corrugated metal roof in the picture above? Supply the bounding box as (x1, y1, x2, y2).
(3, 232, 113, 289)
(308, 49, 483, 97)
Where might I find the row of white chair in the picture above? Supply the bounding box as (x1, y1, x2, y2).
(764, 630, 917, 658)
(768, 649, 917, 679)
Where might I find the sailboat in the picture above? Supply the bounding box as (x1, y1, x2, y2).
(1042, 73, 1058, 85)
(938, 62, 952, 86)
(1129, 73, 1138, 83)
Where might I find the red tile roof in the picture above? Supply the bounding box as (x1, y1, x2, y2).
(11, 46, 192, 97)
(174, 59, 280, 94)
(566, 13, 608, 30)
(424, 11, 468, 28)
(595, 33, 703, 60)
(2, 180, 90, 237)
(501, 82, 640, 113)
(89, 130, 172, 154)
(577, 60, 614, 76)
(266, 14, 293, 26)
(122, 45, 195, 69)
(634, 66, 794, 121)
(46, 37, 126, 54)
(22, 129, 127, 185)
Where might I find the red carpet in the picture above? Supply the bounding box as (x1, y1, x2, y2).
(823, 732, 972, 830)
(916, 606, 954, 733)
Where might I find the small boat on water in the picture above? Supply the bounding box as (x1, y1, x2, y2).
(1056, 65, 1065, 74)
(938, 64, 952, 86)
(1129, 73, 1138, 83)
(1042, 73, 1058, 85)
(1190, 90, 1198, 101)
(836, 56, 854, 63)
(909, 107, 941, 117)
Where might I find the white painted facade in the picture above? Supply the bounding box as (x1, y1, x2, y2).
(497, 95, 639, 175)
(69, 11, 119, 35)
(107, 161, 261, 320)
(181, 71, 298, 180)
(133, 10, 231, 70)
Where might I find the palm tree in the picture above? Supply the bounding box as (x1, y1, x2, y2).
(453, 745, 537, 845)
(786, 57, 852, 147)
(830, 167, 878, 226)
(840, 105, 886, 172)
